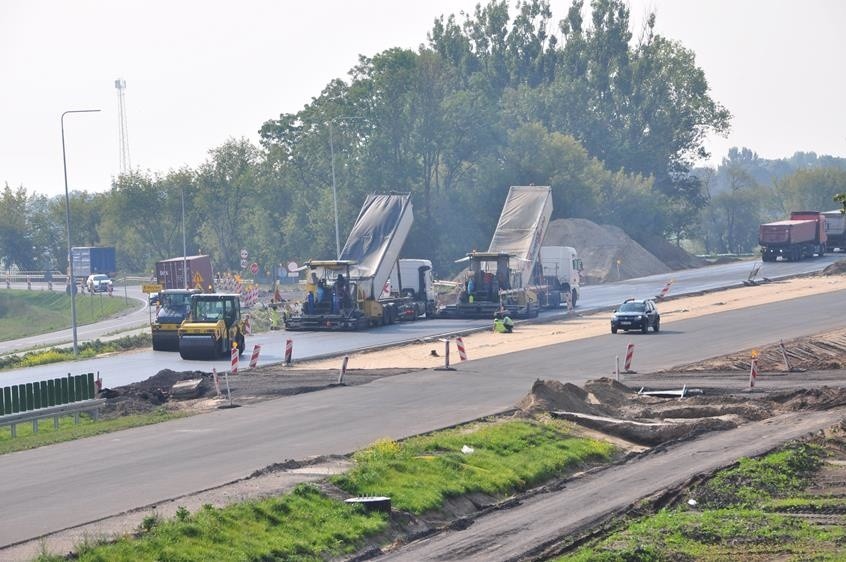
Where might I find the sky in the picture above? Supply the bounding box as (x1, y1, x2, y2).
(2, 0, 844, 198)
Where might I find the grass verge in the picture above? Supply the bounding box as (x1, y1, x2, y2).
(0, 333, 151, 371)
(555, 441, 846, 561)
(0, 408, 186, 455)
(35, 418, 616, 561)
(0, 289, 135, 342)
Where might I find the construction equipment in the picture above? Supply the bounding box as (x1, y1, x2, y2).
(178, 293, 246, 360)
(538, 245, 583, 307)
(151, 289, 199, 351)
(438, 185, 556, 319)
(285, 192, 428, 330)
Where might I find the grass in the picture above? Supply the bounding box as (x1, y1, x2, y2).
(332, 418, 616, 513)
(36, 418, 616, 560)
(0, 289, 135, 342)
(0, 408, 187, 455)
(0, 333, 152, 371)
(555, 442, 846, 561)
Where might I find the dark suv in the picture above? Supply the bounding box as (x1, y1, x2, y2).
(611, 298, 660, 334)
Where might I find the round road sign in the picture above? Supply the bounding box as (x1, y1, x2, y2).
(250, 262, 259, 274)
(287, 261, 299, 272)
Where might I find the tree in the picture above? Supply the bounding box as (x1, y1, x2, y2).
(0, 185, 36, 270)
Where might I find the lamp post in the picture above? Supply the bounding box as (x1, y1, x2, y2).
(181, 185, 188, 289)
(328, 121, 341, 259)
(61, 108, 100, 357)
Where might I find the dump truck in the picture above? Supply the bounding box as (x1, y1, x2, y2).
(759, 211, 827, 262)
(151, 289, 200, 351)
(823, 209, 846, 252)
(385, 258, 437, 320)
(285, 192, 428, 330)
(438, 185, 557, 319)
(155, 255, 214, 291)
(178, 293, 246, 359)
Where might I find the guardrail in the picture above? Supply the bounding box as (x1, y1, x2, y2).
(0, 373, 104, 438)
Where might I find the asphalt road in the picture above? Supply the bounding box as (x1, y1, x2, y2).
(1, 288, 844, 548)
(1, 254, 841, 388)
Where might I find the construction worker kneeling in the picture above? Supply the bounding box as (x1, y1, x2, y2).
(493, 312, 514, 333)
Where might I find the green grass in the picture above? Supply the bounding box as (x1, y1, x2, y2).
(36, 484, 387, 562)
(332, 419, 616, 513)
(37, 418, 616, 560)
(0, 289, 135, 342)
(555, 442, 846, 561)
(0, 408, 186, 455)
(0, 333, 151, 371)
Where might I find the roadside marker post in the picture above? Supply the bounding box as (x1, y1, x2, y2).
(434, 338, 456, 371)
(285, 338, 293, 365)
(749, 350, 759, 389)
(338, 355, 349, 384)
(230, 344, 239, 375)
(624, 343, 636, 374)
(212, 368, 221, 397)
(456, 337, 467, 361)
(615, 356, 621, 382)
(249, 344, 262, 368)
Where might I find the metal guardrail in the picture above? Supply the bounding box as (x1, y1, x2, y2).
(0, 373, 102, 438)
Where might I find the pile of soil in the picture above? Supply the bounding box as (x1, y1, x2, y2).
(822, 260, 846, 275)
(544, 219, 671, 283)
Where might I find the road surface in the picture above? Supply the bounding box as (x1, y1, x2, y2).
(1, 288, 844, 548)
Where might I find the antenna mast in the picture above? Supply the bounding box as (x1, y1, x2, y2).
(114, 78, 131, 174)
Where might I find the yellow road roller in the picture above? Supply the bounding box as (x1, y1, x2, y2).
(178, 293, 246, 360)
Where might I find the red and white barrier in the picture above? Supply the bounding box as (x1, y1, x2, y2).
(285, 338, 293, 365)
(456, 337, 467, 361)
(212, 368, 221, 397)
(749, 358, 758, 388)
(624, 343, 635, 373)
(338, 355, 349, 384)
(231, 345, 239, 374)
(249, 344, 262, 368)
(656, 279, 674, 300)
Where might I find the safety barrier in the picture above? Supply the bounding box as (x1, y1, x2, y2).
(0, 373, 102, 438)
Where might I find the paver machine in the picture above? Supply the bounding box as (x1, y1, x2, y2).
(178, 293, 246, 360)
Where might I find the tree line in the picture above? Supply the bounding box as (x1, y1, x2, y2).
(1, 0, 843, 278)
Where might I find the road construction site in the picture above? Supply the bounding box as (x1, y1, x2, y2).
(6, 265, 846, 560)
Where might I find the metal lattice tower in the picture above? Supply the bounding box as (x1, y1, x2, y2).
(115, 78, 131, 174)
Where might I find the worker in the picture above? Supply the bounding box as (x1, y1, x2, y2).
(493, 312, 507, 333)
(316, 280, 325, 304)
(502, 313, 514, 333)
(306, 291, 315, 314)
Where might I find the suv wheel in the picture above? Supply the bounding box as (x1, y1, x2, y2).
(611, 326, 618, 334)
(653, 318, 660, 333)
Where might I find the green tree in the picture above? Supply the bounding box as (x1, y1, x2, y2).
(0, 185, 36, 270)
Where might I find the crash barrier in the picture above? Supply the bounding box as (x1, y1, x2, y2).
(231, 345, 239, 375)
(624, 343, 635, 373)
(249, 344, 262, 368)
(0, 373, 102, 438)
(285, 338, 293, 365)
(456, 337, 467, 361)
(338, 355, 349, 384)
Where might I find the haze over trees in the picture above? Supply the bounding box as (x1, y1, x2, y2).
(1, 0, 844, 276)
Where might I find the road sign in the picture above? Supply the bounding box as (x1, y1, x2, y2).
(240, 259, 248, 269)
(240, 248, 248, 259)
(142, 283, 162, 294)
(250, 262, 259, 274)
(287, 261, 299, 272)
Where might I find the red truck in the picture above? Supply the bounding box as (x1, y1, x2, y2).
(759, 211, 827, 262)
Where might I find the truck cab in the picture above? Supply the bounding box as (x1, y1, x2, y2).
(539, 246, 583, 307)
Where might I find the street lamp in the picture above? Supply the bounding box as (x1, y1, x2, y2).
(61, 108, 100, 357)
(328, 121, 341, 259)
(181, 184, 188, 289)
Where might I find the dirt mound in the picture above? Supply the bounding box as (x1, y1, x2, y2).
(544, 218, 670, 283)
(636, 233, 707, 270)
(822, 259, 846, 275)
(583, 378, 635, 409)
(516, 379, 602, 415)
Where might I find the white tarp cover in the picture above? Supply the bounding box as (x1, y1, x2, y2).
(487, 186, 553, 286)
(340, 193, 413, 295)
